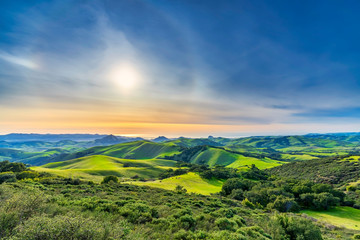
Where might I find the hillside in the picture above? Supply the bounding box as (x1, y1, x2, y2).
(267, 154, 360, 186)
(226, 135, 352, 149)
(32, 155, 176, 182)
(170, 145, 284, 169)
(132, 172, 224, 195)
(36, 140, 181, 164)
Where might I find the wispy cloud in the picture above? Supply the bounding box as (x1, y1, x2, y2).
(0, 51, 38, 69)
(1, 0, 360, 136)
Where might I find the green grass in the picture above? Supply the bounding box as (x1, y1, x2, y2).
(130, 172, 224, 195)
(281, 154, 318, 161)
(32, 155, 177, 182)
(186, 147, 283, 169)
(93, 141, 181, 159)
(227, 156, 283, 169)
(190, 148, 238, 166)
(340, 156, 360, 162)
(302, 207, 360, 230)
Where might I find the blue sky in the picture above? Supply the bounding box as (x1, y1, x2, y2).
(1, 0, 360, 137)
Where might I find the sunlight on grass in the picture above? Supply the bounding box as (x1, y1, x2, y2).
(302, 206, 360, 230)
(130, 172, 224, 195)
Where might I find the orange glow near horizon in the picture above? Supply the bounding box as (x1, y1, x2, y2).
(3, 104, 360, 138)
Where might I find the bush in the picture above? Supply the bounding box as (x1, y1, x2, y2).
(16, 171, 39, 180)
(270, 214, 322, 240)
(101, 175, 118, 184)
(0, 172, 16, 184)
(267, 196, 300, 212)
(354, 234, 360, 239)
(215, 217, 237, 231)
(11, 215, 130, 240)
(221, 178, 252, 196)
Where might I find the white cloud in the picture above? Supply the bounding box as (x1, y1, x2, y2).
(0, 51, 38, 70)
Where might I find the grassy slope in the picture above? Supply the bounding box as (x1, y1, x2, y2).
(32, 155, 176, 182)
(188, 147, 283, 169)
(302, 207, 360, 230)
(167, 138, 222, 147)
(131, 172, 224, 195)
(61, 141, 181, 161)
(227, 156, 283, 169)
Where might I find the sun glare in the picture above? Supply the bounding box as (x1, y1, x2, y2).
(107, 63, 142, 93)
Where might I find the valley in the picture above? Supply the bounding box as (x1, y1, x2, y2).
(2, 132, 360, 239)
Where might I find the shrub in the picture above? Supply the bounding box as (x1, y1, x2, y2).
(267, 196, 300, 212)
(101, 175, 118, 184)
(353, 234, 360, 239)
(175, 185, 187, 193)
(271, 214, 322, 240)
(221, 178, 252, 196)
(241, 198, 255, 209)
(11, 215, 130, 240)
(16, 171, 39, 180)
(0, 172, 16, 184)
(347, 185, 357, 192)
(215, 217, 237, 231)
(179, 214, 196, 230)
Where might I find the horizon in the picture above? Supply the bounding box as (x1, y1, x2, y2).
(2, 1, 360, 136)
(1, 130, 360, 140)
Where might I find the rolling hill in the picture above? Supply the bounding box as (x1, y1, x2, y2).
(170, 145, 284, 169)
(131, 172, 224, 195)
(32, 155, 177, 182)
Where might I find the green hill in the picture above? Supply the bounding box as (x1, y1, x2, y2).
(32, 155, 177, 182)
(225, 135, 351, 149)
(131, 172, 224, 195)
(171, 145, 283, 169)
(167, 138, 223, 147)
(55, 140, 181, 162)
(302, 207, 360, 231)
(267, 154, 360, 186)
(0, 148, 71, 165)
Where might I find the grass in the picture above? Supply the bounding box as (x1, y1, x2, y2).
(190, 148, 238, 167)
(302, 206, 360, 230)
(95, 141, 181, 159)
(227, 156, 283, 169)
(188, 147, 283, 169)
(340, 156, 360, 162)
(130, 172, 224, 195)
(32, 155, 177, 182)
(281, 154, 318, 161)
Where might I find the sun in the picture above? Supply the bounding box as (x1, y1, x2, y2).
(107, 62, 142, 93)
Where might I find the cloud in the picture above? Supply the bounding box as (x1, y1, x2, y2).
(1, 0, 360, 135)
(0, 51, 38, 69)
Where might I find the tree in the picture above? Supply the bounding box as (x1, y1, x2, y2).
(221, 178, 252, 196)
(175, 185, 187, 193)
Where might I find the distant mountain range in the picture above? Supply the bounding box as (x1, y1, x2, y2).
(2, 132, 360, 167)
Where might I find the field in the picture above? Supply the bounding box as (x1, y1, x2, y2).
(130, 172, 224, 195)
(302, 207, 360, 230)
(227, 155, 283, 169)
(32, 155, 176, 182)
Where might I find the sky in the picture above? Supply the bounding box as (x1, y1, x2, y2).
(1, 0, 360, 137)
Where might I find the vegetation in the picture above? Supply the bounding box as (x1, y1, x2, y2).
(302, 207, 360, 230)
(0, 174, 354, 239)
(3, 132, 360, 238)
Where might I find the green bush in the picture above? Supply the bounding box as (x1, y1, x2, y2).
(11, 215, 130, 240)
(0, 172, 16, 184)
(215, 217, 237, 231)
(16, 171, 39, 180)
(353, 234, 360, 239)
(101, 175, 118, 184)
(269, 214, 322, 240)
(267, 196, 300, 212)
